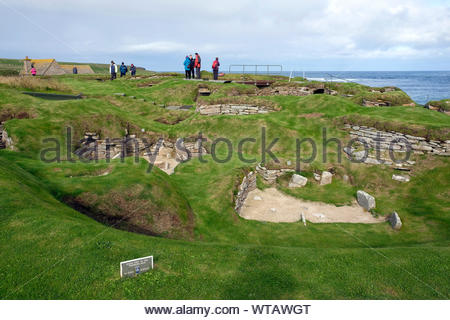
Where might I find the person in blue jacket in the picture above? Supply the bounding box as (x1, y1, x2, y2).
(184, 56, 191, 79)
(120, 62, 128, 77)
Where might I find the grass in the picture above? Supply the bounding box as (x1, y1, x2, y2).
(0, 58, 152, 76)
(0, 69, 449, 299)
(0, 76, 72, 93)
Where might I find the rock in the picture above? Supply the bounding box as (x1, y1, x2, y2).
(288, 174, 308, 188)
(392, 174, 410, 182)
(343, 146, 354, 156)
(301, 212, 306, 226)
(320, 171, 332, 185)
(352, 150, 367, 161)
(389, 212, 402, 230)
(286, 160, 292, 166)
(313, 173, 321, 181)
(364, 157, 384, 165)
(113, 93, 126, 96)
(253, 196, 262, 201)
(343, 175, 349, 183)
(357, 190, 376, 211)
(270, 208, 277, 212)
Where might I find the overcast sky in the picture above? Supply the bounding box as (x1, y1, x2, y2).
(1, 0, 449, 71)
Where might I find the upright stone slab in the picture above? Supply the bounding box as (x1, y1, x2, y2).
(320, 171, 332, 185)
(389, 212, 402, 230)
(288, 174, 308, 188)
(392, 174, 410, 182)
(357, 190, 376, 211)
(120, 256, 153, 278)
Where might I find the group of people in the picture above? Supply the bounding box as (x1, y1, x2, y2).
(109, 61, 137, 80)
(183, 53, 220, 80)
(183, 53, 202, 79)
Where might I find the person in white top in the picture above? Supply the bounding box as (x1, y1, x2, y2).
(110, 61, 118, 80)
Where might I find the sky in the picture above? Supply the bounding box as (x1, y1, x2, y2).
(1, 0, 449, 71)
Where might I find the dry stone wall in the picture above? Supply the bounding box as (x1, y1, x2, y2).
(345, 125, 450, 156)
(234, 171, 257, 214)
(255, 163, 295, 183)
(74, 133, 208, 161)
(0, 125, 13, 150)
(256, 86, 337, 96)
(196, 104, 272, 116)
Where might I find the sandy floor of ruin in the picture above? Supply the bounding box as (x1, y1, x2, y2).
(240, 188, 385, 224)
(143, 146, 180, 175)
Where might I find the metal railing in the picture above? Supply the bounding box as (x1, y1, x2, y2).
(228, 64, 283, 74)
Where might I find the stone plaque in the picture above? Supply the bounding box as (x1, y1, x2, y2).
(120, 256, 153, 278)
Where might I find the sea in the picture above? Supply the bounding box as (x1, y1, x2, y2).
(296, 71, 450, 105)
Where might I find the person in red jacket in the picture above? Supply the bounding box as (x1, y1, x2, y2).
(212, 57, 220, 80)
(194, 53, 201, 79)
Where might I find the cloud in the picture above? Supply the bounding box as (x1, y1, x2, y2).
(124, 41, 187, 53)
(0, 0, 449, 70)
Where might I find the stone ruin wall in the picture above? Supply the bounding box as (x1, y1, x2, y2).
(74, 133, 208, 161)
(196, 104, 272, 116)
(345, 125, 450, 156)
(0, 125, 14, 150)
(234, 171, 257, 214)
(255, 163, 295, 184)
(256, 86, 337, 97)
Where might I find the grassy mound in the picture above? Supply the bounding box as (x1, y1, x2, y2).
(426, 99, 450, 112)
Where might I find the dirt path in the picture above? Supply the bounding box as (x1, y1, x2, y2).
(240, 188, 384, 224)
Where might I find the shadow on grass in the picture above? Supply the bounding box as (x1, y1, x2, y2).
(221, 247, 299, 299)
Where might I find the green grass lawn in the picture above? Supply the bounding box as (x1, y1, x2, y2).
(0, 72, 449, 299)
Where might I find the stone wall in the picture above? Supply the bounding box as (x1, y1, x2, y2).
(0, 125, 14, 150)
(196, 104, 272, 116)
(234, 171, 257, 214)
(256, 86, 337, 96)
(255, 163, 295, 183)
(74, 133, 208, 161)
(345, 125, 450, 156)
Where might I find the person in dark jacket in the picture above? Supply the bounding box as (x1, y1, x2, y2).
(184, 56, 191, 79)
(120, 62, 128, 77)
(72, 66, 78, 74)
(130, 64, 136, 77)
(110, 61, 117, 80)
(212, 57, 220, 80)
(189, 55, 195, 79)
(194, 53, 201, 79)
